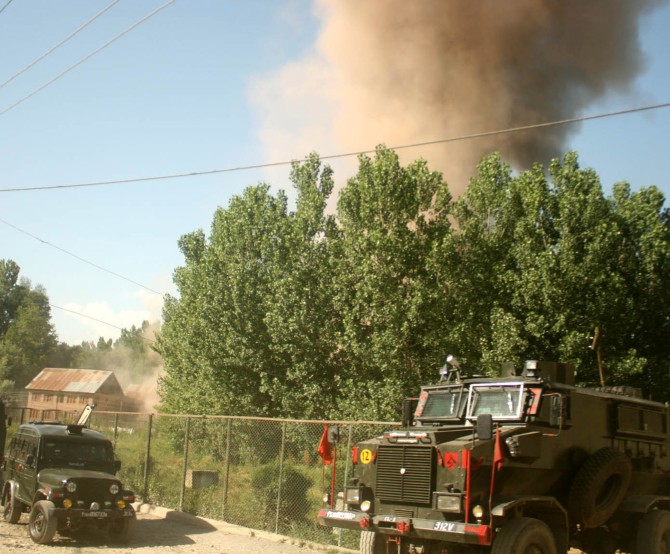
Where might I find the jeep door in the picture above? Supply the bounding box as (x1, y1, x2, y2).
(15, 436, 38, 503)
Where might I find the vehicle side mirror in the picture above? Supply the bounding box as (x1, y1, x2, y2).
(26, 454, 35, 467)
(476, 414, 493, 441)
(114, 460, 122, 472)
(402, 398, 417, 428)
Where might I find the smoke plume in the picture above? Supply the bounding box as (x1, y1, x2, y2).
(253, 0, 662, 194)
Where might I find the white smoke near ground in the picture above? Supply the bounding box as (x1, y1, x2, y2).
(251, 0, 663, 196)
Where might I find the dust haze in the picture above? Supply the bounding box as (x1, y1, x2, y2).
(253, 0, 663, 195)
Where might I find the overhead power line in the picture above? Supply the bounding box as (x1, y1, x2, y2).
(0, 0, 13, 15)
(1, 101, 668, 194)
(49, 303, 157, 344)
(0, 0, 121, 91)
(0, 216, 164, 296)
(0, 0, 176, 118)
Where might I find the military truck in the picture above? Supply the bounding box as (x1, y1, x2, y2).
(317, 358, 670, 553)
(0, 403, 136, 544)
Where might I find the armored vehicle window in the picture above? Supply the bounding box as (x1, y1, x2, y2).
(466, 383, 525, 421)
(41, 439, 114, 463)
(415, 387, 466, 420)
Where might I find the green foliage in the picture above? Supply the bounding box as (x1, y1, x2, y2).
(159, 149, 670, 419)
(250, 460, 313, 528)
(0, 261, 58, 388)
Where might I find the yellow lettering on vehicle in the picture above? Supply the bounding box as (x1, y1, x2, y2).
(360, 449, 373, 464)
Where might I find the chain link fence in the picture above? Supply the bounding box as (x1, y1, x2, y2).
(2, 406, 400, 549)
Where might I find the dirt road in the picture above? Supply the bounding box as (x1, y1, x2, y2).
(0, 508, 339, 554)
(1, 507, 585, 554)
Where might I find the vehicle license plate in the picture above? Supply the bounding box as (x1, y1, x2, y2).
(83, 511, 108, 518)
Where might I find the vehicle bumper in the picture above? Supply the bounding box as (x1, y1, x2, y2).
(54, 506, 136, 525)
(317, 509, 492, 546)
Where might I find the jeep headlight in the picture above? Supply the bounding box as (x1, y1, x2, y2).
(345, 487, 360, 505)
(109, 483, 120, 495)
(66, 481, 77, 493)
(436, 494, 462, 513)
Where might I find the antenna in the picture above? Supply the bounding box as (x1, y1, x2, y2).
(590, 327, 606, 387)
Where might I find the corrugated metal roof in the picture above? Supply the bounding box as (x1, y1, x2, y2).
(25, 368, 119, 394)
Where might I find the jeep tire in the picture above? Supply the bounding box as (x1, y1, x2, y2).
(108, 516, 136, 544)
(28, 500, 58, 544)
(2, 486, 22, 524)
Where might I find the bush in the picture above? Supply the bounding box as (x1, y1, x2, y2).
(251, 460, 313, 530)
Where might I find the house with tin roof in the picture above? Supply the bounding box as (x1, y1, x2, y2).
(25, 368, 140, 421)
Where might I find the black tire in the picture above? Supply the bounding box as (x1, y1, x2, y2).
(360, 530, 385, 554)
(491, 517, 557, 554)
(568, 447, 631, 528)
(108, 516, 136, 544)
(28, 500, 58, 544)
(2, 486, 22, 524)
(636, 509, 670, 554)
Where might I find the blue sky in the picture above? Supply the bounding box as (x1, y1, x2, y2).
(1, 1, 668, 345)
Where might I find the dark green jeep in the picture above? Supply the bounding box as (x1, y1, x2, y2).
(1, 419, 136, 544)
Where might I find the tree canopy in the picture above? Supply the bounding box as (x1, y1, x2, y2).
(158, 148, 670, 420)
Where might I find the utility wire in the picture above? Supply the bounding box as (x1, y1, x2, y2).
(0, 216, 164, 296)
(1, 101, 668, 193)
(0, 0, 176, 118)
(49, 303, 157, 344)
(0, 0, 13, 15)
(0, 0, 122, 91)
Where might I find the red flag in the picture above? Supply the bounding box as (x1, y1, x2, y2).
(317, 424, 332, 465)
(493, 426, 504, 472)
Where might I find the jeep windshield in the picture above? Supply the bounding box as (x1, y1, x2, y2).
(466, 382, 525, 421)
(414, 385, 467, 422)
(40, 439, 115, 464)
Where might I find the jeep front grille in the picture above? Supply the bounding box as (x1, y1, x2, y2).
(70, 478, 116, 504)
(375, 445, 433, 505)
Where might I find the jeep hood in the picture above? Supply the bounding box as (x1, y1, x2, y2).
(38, 468, 119, 486)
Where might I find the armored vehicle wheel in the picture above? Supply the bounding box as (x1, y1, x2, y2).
(108, 516, 136, 544)
(360, 530, 385, 554)
(635, 509, 670, 553)
(2, 487, 22, 523)
(568, 447, 631, 528)
(28, 500, 58, 544)
(491, 517, 557, 554)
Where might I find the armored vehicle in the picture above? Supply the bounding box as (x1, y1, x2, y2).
(317, 358, 670, 553)
(1, 406, 136, 544)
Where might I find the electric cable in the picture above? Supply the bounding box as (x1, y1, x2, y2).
(0, 0, 13, 15)
(49, 303, 157, 344)
(0, 0, 176, 118)
(0, 101, 668, 193)
(0, 0, 122, 91)
(0, 216, 164, 296)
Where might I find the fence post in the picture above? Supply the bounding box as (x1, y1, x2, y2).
(113, 413, 119, 448)
(179, 416, 191, 512)
(338, 424, 354, 547)
(143, 414, 153, 502)
(221, 418, 231, 521)
(275, 421, 286, 534)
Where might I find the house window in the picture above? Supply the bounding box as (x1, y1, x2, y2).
(44, 395, 53, 402)
(67, 395, 76, 404)
(32, 393, 42, 402)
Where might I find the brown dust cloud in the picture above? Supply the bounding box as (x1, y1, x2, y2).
(254, 0, 664, 195)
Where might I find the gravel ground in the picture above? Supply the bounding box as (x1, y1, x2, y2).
(0, 506, 342, 554)
(0, 506, 585, 554)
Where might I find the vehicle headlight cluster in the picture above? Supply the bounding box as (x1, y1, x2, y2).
(66, 481, 77, 493)
(109, 483, 120, 495)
